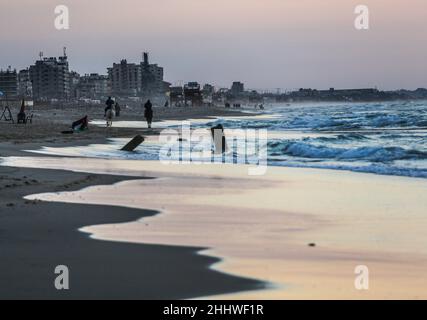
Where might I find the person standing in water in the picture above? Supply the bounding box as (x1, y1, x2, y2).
(144, 99, 154, 128)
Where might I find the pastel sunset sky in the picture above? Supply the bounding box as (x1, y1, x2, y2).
(1, 0, 426, 90)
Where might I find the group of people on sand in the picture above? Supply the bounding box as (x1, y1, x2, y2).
(104, 97, 153, 128)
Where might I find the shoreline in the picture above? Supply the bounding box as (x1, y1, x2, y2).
(5, 156, 427, 299)
(0, 165, 264, 299)
(1, 105, 427, 299)
(0, 106, 268, 299)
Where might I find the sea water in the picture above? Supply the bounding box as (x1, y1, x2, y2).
(29, 101, 427, 179)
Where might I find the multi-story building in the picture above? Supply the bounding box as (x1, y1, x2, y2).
(17, 69, 33, 98)
(108, 52, 165, 98)
(76, 73, 109, 99)
(108, 59, 141, 96)
(29, 52, 70, 101)
(0, 67, 18, 98)
(169, 86, 184, 107)
(184, 82, 203, 106)
(69, 71, 81, 99)
(231, 81, 244, 96)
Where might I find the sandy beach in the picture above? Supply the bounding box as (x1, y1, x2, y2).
(3, 156, 427, 300)
(0, 105, 266, 299)
(1, 104, 427, 299)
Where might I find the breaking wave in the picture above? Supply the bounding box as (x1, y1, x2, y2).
(269, 141, 427, 162)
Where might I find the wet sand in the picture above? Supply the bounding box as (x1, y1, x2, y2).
(0, 105, 266, 299)
(2, 104, 427, 299)
(0, 166, 263, 299)
(5, 157, 427, 300)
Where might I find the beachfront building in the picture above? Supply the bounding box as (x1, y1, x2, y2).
(108, 59, 141, 96)
(17, 69, 33, 98)
(184, 82, 203, 106)
(68, 71, 81, 100)
(0, 67, 18, 98)
(29, 52, 71, 101)
(108, 52, 166, 99)
(76, 73, 109, 100)
(231, 81, 244, 96)
(202, 84, 215, 97)
(202, 84, 215, 105)
(169, 86, 184, 107)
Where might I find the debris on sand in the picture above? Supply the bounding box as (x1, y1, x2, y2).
(121, 135, 145, 152)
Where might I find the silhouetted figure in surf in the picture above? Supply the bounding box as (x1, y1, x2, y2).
(144, 100, 154, 128)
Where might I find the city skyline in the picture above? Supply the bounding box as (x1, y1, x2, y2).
(1, 0, 427, 90)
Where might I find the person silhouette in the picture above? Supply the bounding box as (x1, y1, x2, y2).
(144, 100, 153, 128)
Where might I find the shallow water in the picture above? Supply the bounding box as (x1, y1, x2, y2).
(30, 102, 427, 178)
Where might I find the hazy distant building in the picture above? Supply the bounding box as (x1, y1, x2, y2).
(0, 67, 18, 98)
(169, 86, 184, 107)
(184, 82, 203, 106)
(231, 81, 244, 96)
(108, 52, 165, 98)
(29, 52, 70, 101)
(17, 69, 32, 98)
(76, 73, 109, 99)
(202, 84, 215, 96)
(108, 59, 141, 96)
(69, 71, 81, 99)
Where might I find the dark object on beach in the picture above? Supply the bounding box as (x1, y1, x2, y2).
(225, 102, 231, 108)
(11, 99, 34, 124)
(17, 99, 27, 124)
(308, 243, 316, 247)
(72, 116, 89, 132)
(144, 100, 154, 128)
(121, 135, 145, 152)
(210, 124, 228, 154)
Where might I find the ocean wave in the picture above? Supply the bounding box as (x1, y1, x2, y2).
(269, 141, 427, 162)
(306, 133, 370, 142)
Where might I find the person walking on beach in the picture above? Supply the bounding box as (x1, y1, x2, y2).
(105, 96, 115, 127)
(144, 99, 154, 129)
(115, 101, 121, 117)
